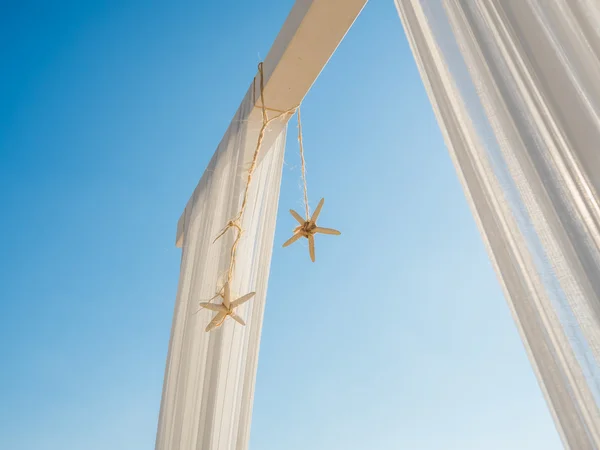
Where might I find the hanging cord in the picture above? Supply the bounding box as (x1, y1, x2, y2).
(297, 106, 310, 219)
(215, 62, 297, 287)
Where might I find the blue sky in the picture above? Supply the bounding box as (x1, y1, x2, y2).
(0, 1, 561, 449)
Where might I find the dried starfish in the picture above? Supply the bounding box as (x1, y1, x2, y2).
(282, 198, 340, 262)
(199, 282, 255, 332)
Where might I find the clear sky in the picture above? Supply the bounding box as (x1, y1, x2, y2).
(0, 1, 561, 449)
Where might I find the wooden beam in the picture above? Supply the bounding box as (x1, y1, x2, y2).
(176, 0, 367, 247)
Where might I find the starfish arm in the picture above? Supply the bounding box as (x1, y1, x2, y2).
(223, 282, 231, 308)
(283, 232, 303, 248)
(314, 227, 341, 236)
(199, 302, 228, 312)
(231, 292, 256, 308)
(230, 313, 246, 326)
(289, 209, 305, 224)
(308, 234, 316, 262)
(205, 312, 226, 332)
(311, 198, 325, 224)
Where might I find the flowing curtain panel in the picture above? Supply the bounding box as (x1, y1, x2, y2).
(155, 85, 288, 450)
(395, 0, 600, 447)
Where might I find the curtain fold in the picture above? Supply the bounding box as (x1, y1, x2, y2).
(396, 0, 600, 447)
(155, 87, 288, 450)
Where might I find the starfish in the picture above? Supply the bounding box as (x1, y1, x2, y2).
(282, 198, 340, 262)
(199, 282, 255, 332)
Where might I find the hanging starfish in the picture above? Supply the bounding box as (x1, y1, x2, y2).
(282, 198, 340, 262)
(199, 282, 255, 332)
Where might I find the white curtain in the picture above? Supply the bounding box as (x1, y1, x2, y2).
(395, 0, 600, 447)
(155, 86, 288, 450)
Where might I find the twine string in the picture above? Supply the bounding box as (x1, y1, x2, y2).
(216, 62, 297, 287)
(297, 106, 310, 219)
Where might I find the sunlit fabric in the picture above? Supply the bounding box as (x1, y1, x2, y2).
(154, 87, 287, 450)
(396, 0, 600, 447)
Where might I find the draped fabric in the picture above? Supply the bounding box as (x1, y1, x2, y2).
(395, 0, 600, 447)
(155, 86, 288, 450)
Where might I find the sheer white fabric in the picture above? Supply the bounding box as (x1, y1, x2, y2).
(395, 0, 600, 447)
(155, 87, 287, 450)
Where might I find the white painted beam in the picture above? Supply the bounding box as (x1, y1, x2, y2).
(176, 0, 367, 247)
